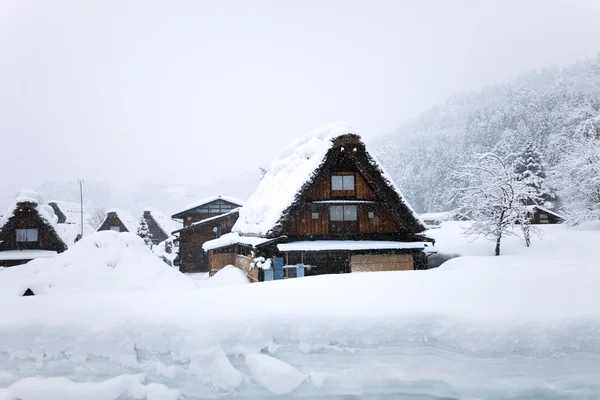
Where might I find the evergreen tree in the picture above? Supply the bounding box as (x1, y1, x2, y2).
(137, 217, 153, 248)
(514, 142, 555, 207)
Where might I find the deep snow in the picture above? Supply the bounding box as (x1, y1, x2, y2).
(0, 223, 599, 398)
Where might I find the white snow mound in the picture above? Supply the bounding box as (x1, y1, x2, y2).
(0, 231, 196, 296)
(245, 353, 306, 395)
(194, 265, 250, 288)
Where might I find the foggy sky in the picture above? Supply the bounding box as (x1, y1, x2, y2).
(2, 0, 600, 195)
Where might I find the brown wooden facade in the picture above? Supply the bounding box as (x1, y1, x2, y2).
(0, 201, 67, 267)
(174, 210, 239, 273)
(97, 212, 131, 233)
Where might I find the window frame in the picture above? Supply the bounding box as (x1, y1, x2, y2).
(329, 205, 358, 222)
(16, 228, 39, 243)
(331, 174, 355, 191)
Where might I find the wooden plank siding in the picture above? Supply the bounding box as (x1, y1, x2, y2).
(350, 254, 414, 272)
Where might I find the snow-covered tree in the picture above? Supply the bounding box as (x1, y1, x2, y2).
(87, 207, 106, 229)
(137, 217, 153, 248)
(552, 134, 600, 224)
(514, 142, 555, 206)
(454, 153, 539, 255)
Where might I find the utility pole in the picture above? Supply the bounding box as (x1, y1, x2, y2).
(78, 179, 84, 238)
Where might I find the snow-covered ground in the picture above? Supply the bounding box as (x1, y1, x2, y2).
(1, 223, 599, 398)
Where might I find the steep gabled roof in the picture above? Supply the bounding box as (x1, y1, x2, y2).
(143, 207, 181, 236)
(48, 200, 87, 224)
(0, 190, 67, 253)
(172, 195, 245, 219)
(100, 208, 138, 233)
(232, 122, 425, 236)
(526, 205, 566, 221)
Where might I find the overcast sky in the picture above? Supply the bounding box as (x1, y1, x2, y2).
(2, 0, 600, 195)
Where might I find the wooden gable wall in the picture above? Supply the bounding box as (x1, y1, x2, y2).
(279, 137, 418, 240)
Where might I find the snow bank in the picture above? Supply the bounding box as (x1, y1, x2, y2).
(0, 231, 195, 297)
(2, 258, 600, 397)
(194, 265, 250, 288)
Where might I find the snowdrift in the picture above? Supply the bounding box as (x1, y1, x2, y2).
(0, 231, 196, 297)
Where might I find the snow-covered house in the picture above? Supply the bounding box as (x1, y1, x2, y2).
(204, 123, 435, 278)
(96, 209, 138, 233)
(172, 207, 241, 273)
(0, 191, 68, 267)
(526, 205, 565, 225)
(48, 200, 87, 224)
(172, 195, 244, 227)
(142, 207, 180, 245)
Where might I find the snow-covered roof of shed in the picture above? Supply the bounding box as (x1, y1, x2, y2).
(104, 208, 139, 233)
(48, 200, 87, 224)
(526, 205, 566, 220)
(173, 195, 245, 218)
(143, 207, 180, 235)
(232, 122, 425, 236)
(202, 232, 270, 252)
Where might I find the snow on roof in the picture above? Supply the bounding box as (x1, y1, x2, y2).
(173, 208, 241, 233)
(48, 200, 87, 224)
(0, 231, 196, 297)
(0, 250, 58, 261)
(143, 207, 180, 235)
(526, 205, 566, 220)
(232, 122, 424, 236)
(202, 232, 270, 252)
(174, 195, 245, 217)
(277, 240, 435, 252)
(0, 190, 59, 232)
(104, 208, 139, 233)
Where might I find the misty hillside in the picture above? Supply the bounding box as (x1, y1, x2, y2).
(374, 54, 600, 213)
(0, 172, 260, 220)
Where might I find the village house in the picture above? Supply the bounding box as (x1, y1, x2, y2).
(97, 209, 138, 233)
(142, 207, 180, 245)
(171, 196, 244, 273)
(0, 191, 68, 267)
(48, 200, 87, 225)
(202, 123, 435, 280)
(527, 205, 565, 224)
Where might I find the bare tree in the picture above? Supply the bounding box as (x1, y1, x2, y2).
(454, 153, 538, 256)
(87, 207, 106, 229)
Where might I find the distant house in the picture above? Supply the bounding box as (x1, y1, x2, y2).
(48, 200, 87, 224)
(97, 209, 138, 233)
(203, 123, 435, 280)
(142, 208, 180, 245)
(172, 195, 244, 227)
(527, 205, 565, 224)
(420, 211, 469, 229)
(172, 204, 241, 273)
(0, 191, 68, 267)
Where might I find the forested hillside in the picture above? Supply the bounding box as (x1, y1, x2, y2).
(375, 54, 600, 219)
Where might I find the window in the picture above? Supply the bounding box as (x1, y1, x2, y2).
(16, 229, 38, 242)
(330, 205, 357, 221)
(540, 214, 549, 224)
(331, 175, 355, 191)
(368, 211, 375, 219)
(110, 226, 121, 232)
(312, 212, 319, 220)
